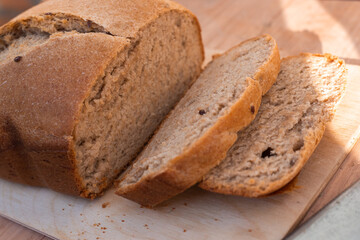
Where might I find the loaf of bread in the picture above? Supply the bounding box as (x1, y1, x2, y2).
(116, 34, 281, 207)
(0, 0, 204, 198)
(200, 54, 347, 196)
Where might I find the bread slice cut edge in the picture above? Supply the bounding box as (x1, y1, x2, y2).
(116, 34, 281, 207)
(199, 53, 347, 197)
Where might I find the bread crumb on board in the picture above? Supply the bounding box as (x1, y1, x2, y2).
(102, 202, 110, 208)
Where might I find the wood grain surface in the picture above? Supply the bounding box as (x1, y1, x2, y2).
(1, 0, 360, 239)
(0, 217, 47, 240)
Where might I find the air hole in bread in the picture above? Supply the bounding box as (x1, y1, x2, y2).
(292, 139, 304, 152)
(289, 158, 296, 166)
(261, 147, 277, 158)
(217, 103, 226, 113)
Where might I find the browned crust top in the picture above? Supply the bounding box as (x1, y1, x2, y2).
(8, 0, 184, 37)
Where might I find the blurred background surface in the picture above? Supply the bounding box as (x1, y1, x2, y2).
(0, 0, 40, 24)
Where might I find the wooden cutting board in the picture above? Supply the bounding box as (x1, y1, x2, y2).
(1, 57, 360, 240)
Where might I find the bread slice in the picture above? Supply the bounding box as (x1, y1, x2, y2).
(0, 0, 204, 198)
(116, 34, 281, 206)
(199, 53, 347, 197)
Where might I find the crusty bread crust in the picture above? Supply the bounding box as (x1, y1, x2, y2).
(0, 33, 127, 196)
(199, 53, 347, 197)
(11, 0, 190, 38)
(0, 0, 204, 197)
(7, 0, 205, 61)
(116, 34, 281, 206)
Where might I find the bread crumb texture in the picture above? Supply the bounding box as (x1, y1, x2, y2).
(116, 34, 280, 206)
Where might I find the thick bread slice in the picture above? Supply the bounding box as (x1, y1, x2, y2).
(200, 53, 347, 197)
(116, 34, 280, 206)
(0, 0, 204, 198)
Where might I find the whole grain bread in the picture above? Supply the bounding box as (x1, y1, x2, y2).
(0, 0, 204, 198)
(116, 34, 281, 207)
(199, 53, 347, 197)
